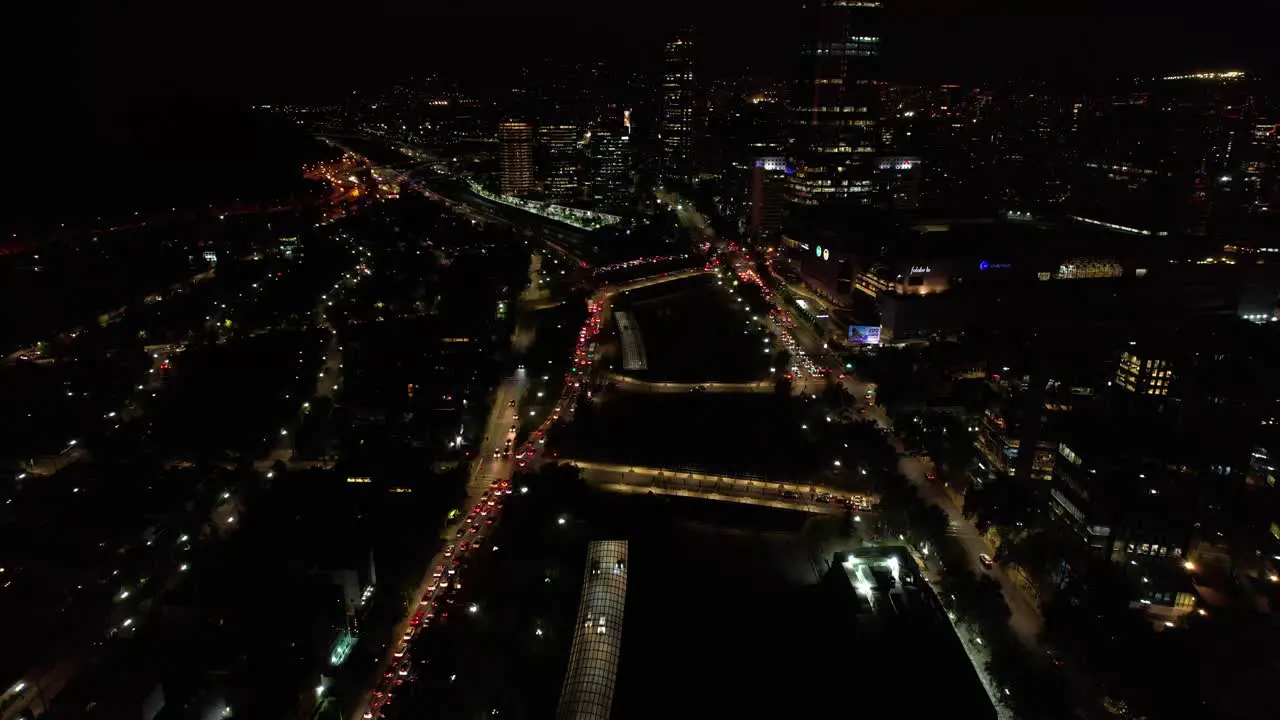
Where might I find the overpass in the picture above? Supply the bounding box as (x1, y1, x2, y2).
(598, 268, 710, 296)
(561, 459, 877, 513)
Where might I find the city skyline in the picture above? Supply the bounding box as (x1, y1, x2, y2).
(2, 6, 1278, 720)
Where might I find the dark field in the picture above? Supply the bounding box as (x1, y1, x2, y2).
(611, 275, 771, 383)
(556, 392, 824, 480)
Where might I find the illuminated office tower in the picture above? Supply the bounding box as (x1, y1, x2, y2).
(788, 0, 884, 205)
(591, 120, 632, 211)
(660, 27, 696, 185)
(498, 120, 534, 197)
(540, 124, 580, 203)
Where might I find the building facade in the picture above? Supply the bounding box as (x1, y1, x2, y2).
(498, 120, 534, 197)
(749, 157, 789, 244)
(787, 0, 884, 205)
(591, 124, 632, 212)
(540, 124, 580, 204)
(660, 27, 696, 186)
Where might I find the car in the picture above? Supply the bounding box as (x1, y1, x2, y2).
(444, 545, 455, 557)
(465, 514, 476, 524)
(508, 399, 516, 407)
(393, 643, 408, 658)
(979, 553, 994, 569)
(492, 449, 500, 458)
(411, 610, 425, 624)
(454, 527, 466, 538)
(458, 540, 471, 552)
(508, 425, 517, 434)
(402, 627, 415, 641)
(432, 564, 444, 578)
(469, 524, 480, 534)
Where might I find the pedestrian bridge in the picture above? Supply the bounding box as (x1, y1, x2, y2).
(602, 373, 771, 394)
(561, 459, 877, 514)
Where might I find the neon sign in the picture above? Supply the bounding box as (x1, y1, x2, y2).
(909, 266, 931, 274)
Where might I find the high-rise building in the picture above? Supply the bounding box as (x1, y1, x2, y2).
(1114, 349, 1174, 397)
(498, 121, 534, 197)
(660, 27, 696, 186)
(749, 157, 788, 244)
(787, 0, 884, 205)
(540, 124, 580, 204)
(876, 156, 922, 210)
(590, 119, 632, 212)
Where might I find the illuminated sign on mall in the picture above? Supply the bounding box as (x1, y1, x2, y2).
(979, 260, 1012, 271)
(909, 266, 931, 274)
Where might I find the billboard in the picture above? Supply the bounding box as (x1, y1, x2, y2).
(848, 325, 882, 345)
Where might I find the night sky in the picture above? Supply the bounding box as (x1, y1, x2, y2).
(17, 1, 1278, 105)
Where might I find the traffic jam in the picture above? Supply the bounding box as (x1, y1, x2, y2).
(361, 284, 608, 720)
(363, 477, 515, 719)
